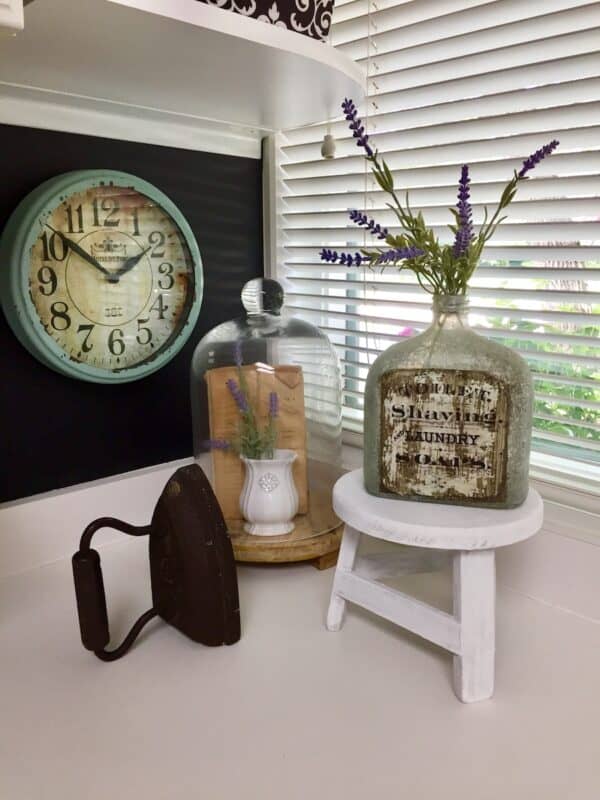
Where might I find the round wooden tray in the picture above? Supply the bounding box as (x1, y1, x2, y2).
(227, 486, 342, 564)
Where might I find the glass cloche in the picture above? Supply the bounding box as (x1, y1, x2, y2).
(191, 278, 343, 554)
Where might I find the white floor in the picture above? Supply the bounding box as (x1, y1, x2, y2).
(2, 538, 599, 800)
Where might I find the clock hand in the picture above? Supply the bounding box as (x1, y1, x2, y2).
(112, 246, 151, 282)
(45, 224, 111, 278)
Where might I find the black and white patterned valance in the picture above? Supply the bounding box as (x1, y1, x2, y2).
(198, 0, 334, 42)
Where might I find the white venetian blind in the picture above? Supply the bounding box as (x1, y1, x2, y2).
(275, 0, 600, 466)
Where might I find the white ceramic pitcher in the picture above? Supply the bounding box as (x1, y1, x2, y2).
(240, 449, 299, 535)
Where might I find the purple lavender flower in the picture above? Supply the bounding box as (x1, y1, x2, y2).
(226, 378, 249, 413)
(342, 98, 374, 158)
(374, 247, 423, 265)
(452, 165, 474, 257)
(349, 209, 388, 240)
(233, 340, 243, 367)
(320, 246, 422, 266)
(518, 139, 560, 178)
(203, 438, 230, 451)
(268, 391, 279, 418)
(320, 248, 365, 266)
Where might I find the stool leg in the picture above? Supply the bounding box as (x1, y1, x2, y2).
(452, 549, 496, 703)
(326, 525, 361, 632)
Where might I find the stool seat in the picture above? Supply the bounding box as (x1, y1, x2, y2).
(333, 470, 543, 551)
(327, 469, 544, 703)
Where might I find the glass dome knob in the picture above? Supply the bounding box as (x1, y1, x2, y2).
(241, 278, 284, 316)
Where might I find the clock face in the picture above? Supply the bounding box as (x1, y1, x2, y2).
(28, 184, 195, 372)
(0, 170, 203, 383)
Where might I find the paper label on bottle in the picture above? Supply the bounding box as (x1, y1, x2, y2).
(379, 369, 509, 501)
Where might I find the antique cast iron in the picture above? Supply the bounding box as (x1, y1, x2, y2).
(72, 464, 240, 660)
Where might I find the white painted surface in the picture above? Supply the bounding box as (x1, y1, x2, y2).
(497, 530, 600, 623)
(529, 451, 600, 510)
(453, 549, 495, 703)
(0, 0, 364, 141)
(0, 0, 23, 31)
(326, 523, 360, 631)
(333, 565, 462, 654)
(0, 83, 261, 158)
(333, 469, 544, 550)
(329, 472, 541, 702)
(2, 548, 600, 799)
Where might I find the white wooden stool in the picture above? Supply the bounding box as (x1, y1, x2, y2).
(327, 470, 544, 703)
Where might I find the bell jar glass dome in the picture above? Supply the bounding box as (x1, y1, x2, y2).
(191, 278, 343, 547)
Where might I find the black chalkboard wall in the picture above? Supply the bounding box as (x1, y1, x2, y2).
(0, 124, 262, 502)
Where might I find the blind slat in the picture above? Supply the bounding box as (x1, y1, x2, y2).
(283, 77, 600, 146)
(361, 31, 599, 95)
(281, 127, 600, 177)
(286, 300, 598, 334)
(283, 198, 599, 229)
(284, 244, 600, 262)
(285, 278, 600, 306)
(304, 321, 599, 357)
(276, 0, 600, 469)
(333, 0, 594, 49)
(286, 266, 600, 282)
(282, 103, 600, 163)
(335, 342, 599, 369)
(282, 221, 600, 245)
(351, 9, 600, 73)
(281, 175, 600, 213)
(530, 430, 600, 454)
(281, 152, 600, 193)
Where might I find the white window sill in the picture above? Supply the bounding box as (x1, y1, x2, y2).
(1, 446, 598, 584)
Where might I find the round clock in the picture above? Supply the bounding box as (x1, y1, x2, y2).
(0, 170, 203, 383)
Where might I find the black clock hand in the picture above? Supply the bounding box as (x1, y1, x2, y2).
(113, 246, 151, 282)
(45, 224, 111, 278)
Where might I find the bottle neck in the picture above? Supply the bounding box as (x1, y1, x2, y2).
(431, 294, 470, 329)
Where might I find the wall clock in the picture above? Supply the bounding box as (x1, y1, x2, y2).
(0, 170, 203, 383)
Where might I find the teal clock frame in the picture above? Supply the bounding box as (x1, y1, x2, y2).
(0, 170, 204, 384)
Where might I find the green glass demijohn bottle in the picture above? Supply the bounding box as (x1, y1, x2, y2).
(363, 294, 534, 508)
(319, 98, 560, 509)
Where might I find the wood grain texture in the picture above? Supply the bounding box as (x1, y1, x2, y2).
(231, 523, 342, 564)
(311, 549, 339, 571)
